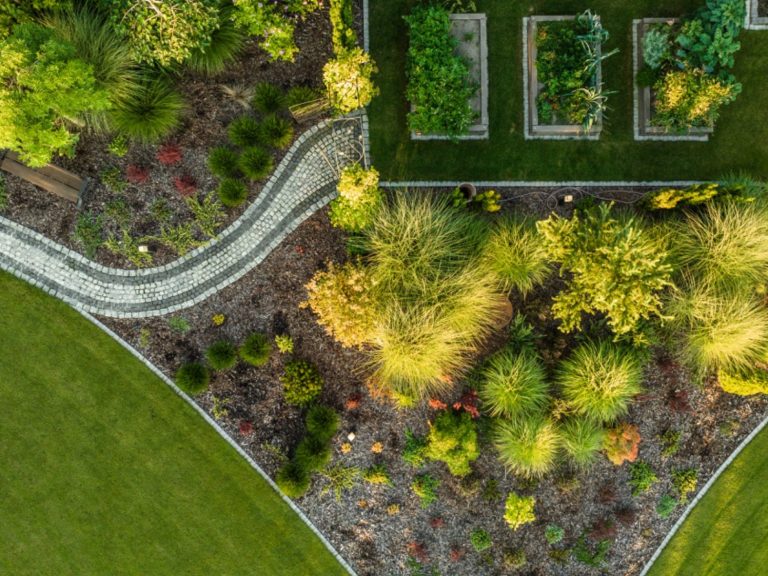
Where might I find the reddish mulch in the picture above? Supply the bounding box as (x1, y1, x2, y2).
(97, 193, 768, 576)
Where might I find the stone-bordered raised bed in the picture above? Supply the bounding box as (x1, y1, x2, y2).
(633, 19, 713, 142)
(747, 0, 768, 29)
(411, 13, 489, 141)
(523, 15, 604, 141)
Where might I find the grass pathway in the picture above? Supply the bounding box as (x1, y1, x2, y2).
(0, 271, 348, 576)
(646, 424, 768, 576)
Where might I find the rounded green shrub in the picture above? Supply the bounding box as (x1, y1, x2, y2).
(260, 114, 294, 149)
(207, 146, 241, 179)
(276, 460, 310, 498)
(238, 146, 274, 181)
(494, 417, 560, 478)
(504, 491, 536, 530)
(719, 368, 768, 396)
(228, 116, 262, 147)
(175, 362, 209, 394)
(559, 417, 605, 469)
(480, 349, 549, 419)
(305, 405, 340, 442)
(111, 77, 184, 144)
(557, 340, 644, 423)
(295, 434, 332, 471)
(424, 410, 479, 477)
(205, 340, 237, 371)
(281, 359, 323, 406)
(217, 178, 248, 208)
(239, 332, 271, 367)
(252, 82, 285, 114)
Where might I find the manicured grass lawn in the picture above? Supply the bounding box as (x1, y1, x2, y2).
(647, 424, 768, 576)
(369, 0, 768, 181)
(0, 272, 347, 576)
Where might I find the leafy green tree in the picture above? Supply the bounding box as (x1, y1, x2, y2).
(424, 410, 479, 477)
(0, 24, 110, 166)
(537, 203, 673, 340)
(100, 0, 220, 67)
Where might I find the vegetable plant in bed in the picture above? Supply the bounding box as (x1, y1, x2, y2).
(527, 10, 616, 138)
(635, 0, 745, 137)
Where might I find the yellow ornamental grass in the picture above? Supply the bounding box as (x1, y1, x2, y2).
(302, 260, 378, 349)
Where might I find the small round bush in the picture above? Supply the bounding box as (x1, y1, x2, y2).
(470, 529, 492, 552)
(557, 340, 644, 423)
(494, 416, 560, 478)
(305, 405, 340, 442)
(217, 178, 248, 208)
(719, 368, 768, 396)
(252, 82, 285, 114)
(281, 359, 323, 406)
(480, 349, 549, 419)
(207, 146, 241, 179)
(228, 115, 262, 147)
(260, 114, 294, 149)
(238, 146, 274, 181)
(205, 340, 237, 370)
(175, 362, 209, 395)
(504, 491, 536, 530)
(295, 434, 332, 471)
(276, 460, 310, 498)
(559, 417, 605, 469)
(239, 332, 271, 367)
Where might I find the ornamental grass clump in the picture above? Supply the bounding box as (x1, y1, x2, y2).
(494, 416, 560, 478)
(481, 215, 550, 294)
(110, 77, 184, 144)
(480, 349, 549, 420)
(560, 417, 605, 470)
(186, 4, 244, 75)
(207, 146, 241, 179)
(175, 362, 210, 395)
(238, 146, 274, 181)
(205, 340, 237, 371)
(228, 116, 262, 148)
(557, 340, 644, 423)
(259, 114, 294, 149)
(670, 201, 768, 294)
(252, 82, 285, 114)
(217, 178, 248, 208)
(239, 332, 271, 367)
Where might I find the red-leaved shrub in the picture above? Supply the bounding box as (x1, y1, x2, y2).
(174, 175, 197, 197)
(453, 389, 480, 419)
(430, 516, 445, 529)
(157, 143, 182, 165)
(126, 164, 149, 184)
(603, 423, 641, 465)
(406, 541, 428, 563)
(449, 547, 465, 562)
(344, 394, 362, 410)
(239, 420, 254, 435)
(428, 398, 448, 410)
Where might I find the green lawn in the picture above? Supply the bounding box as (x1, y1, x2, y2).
(0, 272, 347, 576)
(369, 0, 768, 181)
(647, 424, 768, 576)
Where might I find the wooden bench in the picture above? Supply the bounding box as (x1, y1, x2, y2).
(0, 149, 89, 206)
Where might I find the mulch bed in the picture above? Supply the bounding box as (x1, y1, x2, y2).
(760, 0, 768, 17)
(96, 190, 768, 576)
(0, 7, 336, 268)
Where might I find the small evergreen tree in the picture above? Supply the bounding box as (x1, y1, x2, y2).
(424, 410, 479, 477)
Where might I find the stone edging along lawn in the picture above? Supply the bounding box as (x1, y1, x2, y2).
(638, 409, 768, 575)
(77, 308, 359, 576)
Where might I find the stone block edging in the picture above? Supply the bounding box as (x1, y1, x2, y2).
(747, 0, 768, 29)
(638, 409, 768, 575)
(380, 180, 703, 188)
(77, 309, 359, 576)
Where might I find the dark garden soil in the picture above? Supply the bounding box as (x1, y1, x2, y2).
(96, 191, 768, 576)
(760, 0, 768, 17)
(0, 6, 338, 268)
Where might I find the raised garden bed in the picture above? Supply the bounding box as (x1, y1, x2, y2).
(748, 0, 768, 28)
(411, 13, 489, 141)
(632, 19, 712, 142)
(523, 15, 605, 141)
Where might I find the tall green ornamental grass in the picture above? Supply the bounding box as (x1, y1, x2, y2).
(365, 192, 504, 399)
(47, 8, 140, 133)
(110, 77, 185, 143)
(186, 5, 244, 75)
(557, 340, 644, 423)
(670, 201, 768, 294)
(481, 215, 550, 294)
(559, 417, 605, 469)
(480, 348, 549, 419)
(666, 283, 768, 373)
(494, 416, 560, 478)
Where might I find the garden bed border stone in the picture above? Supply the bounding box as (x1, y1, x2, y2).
(746, 0, 768, 29)
(523, 15, 603, 141)
(633, 18, 712, 142)
(410, 13, 489, 141)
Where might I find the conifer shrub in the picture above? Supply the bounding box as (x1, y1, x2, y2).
(718, 368, 768, 396)
(281, 360, 323, 406)
(504, 492, 536, 530)
(305, 404, 340, 442)
(259, 114, 294, 149)
(276, 460, 311, 498)
(424, 410, 479, 477)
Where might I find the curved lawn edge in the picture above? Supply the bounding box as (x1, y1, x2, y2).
(639, 411, 768, 575)
(77, 308, 358, 576)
